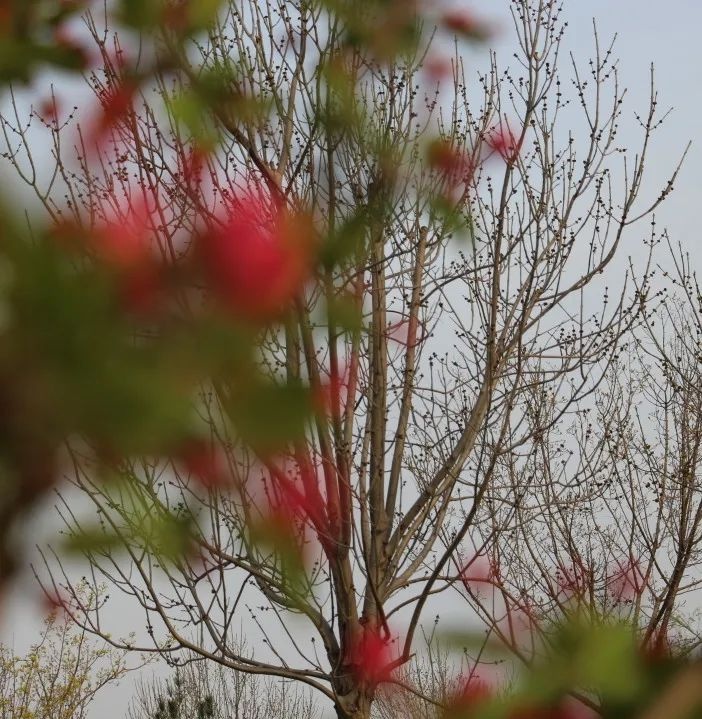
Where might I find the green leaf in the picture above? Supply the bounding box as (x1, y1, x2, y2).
(576, 623, 643, 701)
(227, 380, 313, 452)
(63, 526, 124, 555)
(320, 210, 369, 270)
(327, 292, 363, 333)
(145, 512, 194, 563)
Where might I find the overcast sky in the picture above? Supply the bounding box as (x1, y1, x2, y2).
(1, 1, 701, 717)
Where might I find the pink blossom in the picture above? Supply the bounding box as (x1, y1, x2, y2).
(199, 192, 315, 324)
(608, 556, 645, 602)
(441, 10, 491, 41)
(554, 560, 591, 601)
(346, 624, 395, 686)
(446, 675, 493, 715)
(88, 79, 137, 147)
(37, 96, 60, 124)
(427, 138, 475, 183)
(461, 553, 499, 592)
(423, 54, 453, 82)
(313, 365, 349, 421)
(178, 439, 230, 490)
(91, 194, 165, 314)
(485, 123, 522, 164)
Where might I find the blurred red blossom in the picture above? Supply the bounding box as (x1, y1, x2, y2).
(440, 10, 491, 41)
(92, 194, 165, 314)
(94, 204, 153, 269)
(253, 457, 330, 542)
(178, 438, 230, 490)
(271, 467, 320, 521)
(41, 588, 70, 619)
(607, 556, 645, 603)
(347, 624, 395, 686)
(461, 552, 499, 592)
(427, 138, 475, 183)
(444, 675, 492, 716)
(423, 54, 453, 82)
(88, 79, 138, 147)
(180, 145, 210, 189)
(508, 598, 538, 635)
(199, 192, 316, 324)
(555, 559, 591, 602)
(313, 364, 349, 421)
(37, 96, 60, 124)
(485, 123, 522, 164)
(386, 316, 428, 348)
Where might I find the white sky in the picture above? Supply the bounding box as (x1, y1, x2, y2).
(2, 1, 701, 716)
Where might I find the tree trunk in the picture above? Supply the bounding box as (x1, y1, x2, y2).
(333, 682, 374, 719)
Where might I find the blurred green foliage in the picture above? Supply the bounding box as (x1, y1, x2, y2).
(1, 3, 699, 719)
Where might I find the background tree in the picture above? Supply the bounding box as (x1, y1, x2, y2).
(129, 649, 320, 719)
(1, 1, 686, 718)
(0, 583, 138, 719)
(453, 237, 702, 678)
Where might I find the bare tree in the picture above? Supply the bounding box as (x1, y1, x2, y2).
(1, 1, 684, 717)
(453, 236, 702, 680)
(129, 649, 320, 719)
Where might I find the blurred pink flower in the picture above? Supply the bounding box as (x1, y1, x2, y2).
(441, 10, 491, 41)
(486, 123, 522, 164)
(199, 192, 315, 323)
(89, 79, 137, 146)
(179, 438, 229, 490)
(461, 553, 499, 592)
(346, 624, 395, 686)
(37, 96, 60, 124)
(608, 556, 645, 602)
(92, 193, 165, 314)
(386, 316, 428, 348)
(423, 54, 453, 82)
(427, 138, 475, 183)
(313, 365, 349, 421)
(446, 675, 493, 715)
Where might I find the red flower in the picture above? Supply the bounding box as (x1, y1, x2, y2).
(423, 54, 453, 83)
(199, 192, 315, 323)
(179, 438, 229, 490)
(41, 589, 69, 618)
(485, 124, 522, 164)
(271, 458, 328, 526)
(37, 96, 60, 124)
(347, 624, 395, 686)
(461, 553, 498, 592)
(441, 11, 491, 41)
(93, 195, 155, 266)
(249, 467, 314, 567)
(427, 138, 475, 183)
(608, 556, 645, 603)
(89, 79, 137, 147)
(445, 676, 492, 716)
(92, 195, 165, 314)
(313, 365, 349, 421)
